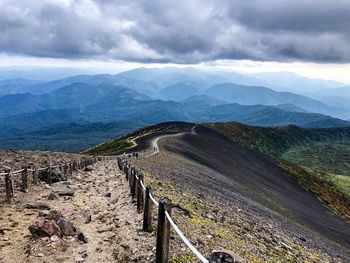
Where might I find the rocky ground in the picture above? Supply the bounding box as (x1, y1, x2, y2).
(0, 156, 155, 263)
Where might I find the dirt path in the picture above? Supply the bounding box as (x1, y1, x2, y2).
(145, 124, 197, 158)
(0, 160, 155, 263)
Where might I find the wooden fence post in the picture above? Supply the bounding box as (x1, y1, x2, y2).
(48, 164, 52, 185)
(132, 170, 138, 200)
(137, 174, 144, 214)
(156, 198, 172, 263)
(143, 186, 154, 232)
(4, 169, 14, 203)
(20, 166, 28, 192)
(32, 166, 38, 185)
(128, 167, 133, 189)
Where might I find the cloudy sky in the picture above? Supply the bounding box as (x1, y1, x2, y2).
(1, 0, 350, 82)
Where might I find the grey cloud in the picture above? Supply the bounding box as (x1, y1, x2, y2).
(0, 0, 349, 63)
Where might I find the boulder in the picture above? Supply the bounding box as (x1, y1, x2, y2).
(38, 167, 67, 183)
(29, 217, 61, 237)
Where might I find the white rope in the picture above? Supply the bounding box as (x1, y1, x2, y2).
(37, 167, 48, 171)
(140, 180, 146, 191)
(165, 211, 209, 263)
(149, 193, 159, 207)
(0, 172, 8, 176)
(135, 174, 139, 180)
(12, 169, 24, 174)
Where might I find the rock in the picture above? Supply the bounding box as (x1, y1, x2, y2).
(125, 219, 133, 225)
(57, 218, 76, 236)
(23, 202, 51, 210)
(77, 232, 88, 243)
(38, 167, 67, 183)
(54, 188, 75, 196)
(75, 256, 85, 262)
(37, 253, 44, 257)
(48, 192, 60, 200)
(78, 209, 91, 224)
(209, 250, 246, 263)
(104, 192, 111, 198)
(84, 166, 93, 172)
(29, 217, 61, 237)
(50, 235, 61, 242)
(110, 198, 119, 204)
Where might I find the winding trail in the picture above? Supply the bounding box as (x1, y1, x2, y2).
(145, 124, 197, 158)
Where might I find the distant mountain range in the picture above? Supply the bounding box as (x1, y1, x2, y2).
(0, 67, 349, 151)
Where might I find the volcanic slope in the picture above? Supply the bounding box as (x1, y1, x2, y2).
(158, 125, 350, 245)
(86, 122, 350, 260)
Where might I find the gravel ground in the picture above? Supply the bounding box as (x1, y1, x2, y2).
(0, 159, 155, 263)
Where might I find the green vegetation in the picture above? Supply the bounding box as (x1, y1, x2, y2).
(206, 122, 350, 219)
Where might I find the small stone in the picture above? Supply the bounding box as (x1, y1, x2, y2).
(209, 250, 246, 263)
(77, 232, 88, 244)
(110, 198, 119, 204)
(75, 256, 85, 262)
(23, 202, 51, 210)
(54, 188, 75, 196)
(104, 192, 111, 198)
(37, 253, 44, 257)
(57, 218, 76, 236)
(48, 192, 60, 200)
(50, 235, 60, 242)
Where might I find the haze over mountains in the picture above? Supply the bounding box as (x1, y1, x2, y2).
(0, 67, 350, 151)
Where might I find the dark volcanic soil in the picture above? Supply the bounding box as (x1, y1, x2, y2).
(133, 123, 350, 260)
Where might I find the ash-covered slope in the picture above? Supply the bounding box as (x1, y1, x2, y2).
(156, 124, 350, 248)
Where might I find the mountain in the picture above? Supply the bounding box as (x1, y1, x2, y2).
(314, 86, 350, 98)
(0, 121, 144, 152)
(198, 103, 349, 127)
(204, 83, 341, 116)
(275, 103, 308, 113)
(0, 109, 84, 133)
(0, 93, 43, 118)
(0, 78, 44, 94)
(159, 83, 199, 101)
(250, 71, 345, 93)
(39, 83, 122, 109)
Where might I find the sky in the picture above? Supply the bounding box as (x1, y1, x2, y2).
(1, 0, 350, 83)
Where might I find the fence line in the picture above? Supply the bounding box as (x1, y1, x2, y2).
(1, 152, 237, 262)
(117, 154, 236, 263)
(0, 155, 103, 203)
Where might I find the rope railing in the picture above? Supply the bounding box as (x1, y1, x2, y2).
(165, 211, 209, 263)
(117, 154, 236, 263)
(149, 192, 159, 207)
